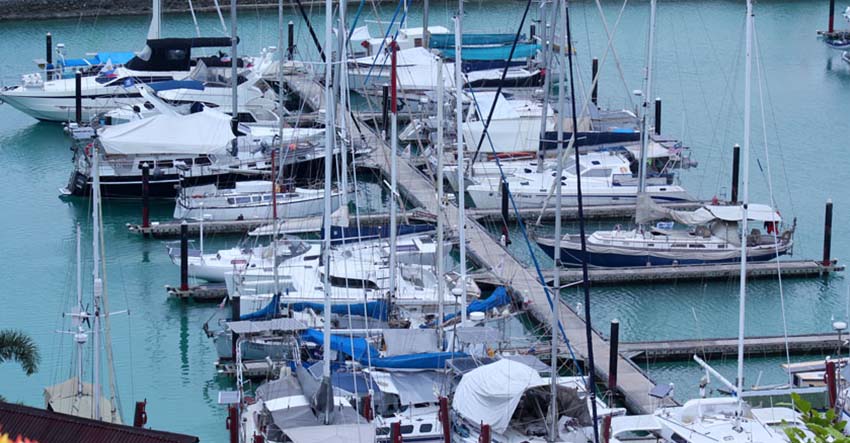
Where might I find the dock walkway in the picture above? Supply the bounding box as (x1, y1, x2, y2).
(621, 333, 845, 361)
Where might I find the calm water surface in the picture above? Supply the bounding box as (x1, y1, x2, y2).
(0, 1, 847, 440)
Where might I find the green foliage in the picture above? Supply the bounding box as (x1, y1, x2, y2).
(0, 329, 40, 376)
(784, 392, 849, 443)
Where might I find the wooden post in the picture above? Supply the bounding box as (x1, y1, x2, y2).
(226, 405, 239, 443)
(603, 319, 619, 443)
(381, 84, 390, 139)
(479, 423, 491, 443)
(287, 21, 295, 60)
(75, 70, 82, 124)
(827, 359, 838, 408)
(591, 57, 599, 105)
(501, 180, 509, 225)
(230, 294, 241, 361)
(731, 144, 740, 204)
(45, 33, 53, 78)
(830, 0, 837, 33)
(654, 98, 661, 135)
(439, 396, 450, 443)
(133, 399, 147, 427)
(391, 421, 402, 443)
(180, 221, 189, 291)
(823, 199, 834, 266)
(141, 163, 150, 234)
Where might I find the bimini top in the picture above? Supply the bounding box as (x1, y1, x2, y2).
(126, 37, 236, 72)
(452, 359, 547, 434)
(98, 108, 235, 156)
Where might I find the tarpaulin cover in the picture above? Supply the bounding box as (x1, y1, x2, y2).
(239, 293, 281, 321)
(99, 108, 234, 155)
(438, 286, 510, 324)
(429, 33, 520, 49)
(300, 329, 380, 361)
(452, 359, 547, 434)
(382, 329, 439, 356)
(289, 300, 389, 321)
(370, 351, 466, 370)
(148, 79, 205, 92)
(440, 43, 539, 61)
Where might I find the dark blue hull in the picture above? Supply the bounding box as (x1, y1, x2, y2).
(537, 242, 786, 268)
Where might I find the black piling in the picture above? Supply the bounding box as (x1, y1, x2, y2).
(830, 0, 837, 33)
(591, 57, 599, 105)
(74, 71, 82, 124)
(501, 181, 510, 225)
(654, 98, 661, 136)
(530, 24, 536, 41)
(731, 144, 741, 204)
(391, 421, 402, 443)
(133, 399, 147, 427)
(287, 21, 295, 60)
(141, 163, 150, 235)
(180, 221, 189, 291)
(381, 84, 390, 139)
(45, 32, 53, 67)
(608, 319, 619, 391)
(823, 199, 834, 266)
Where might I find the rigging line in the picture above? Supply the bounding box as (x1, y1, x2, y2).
(97, 183, 123, 421)
(212, 0, 228, 34)
(465, 0, 534, 171)
(752, 24, 795, 406)
(188, 0, 202, 37)
(362, 2, 407, 88)
(347, 0, 368, 43)
(463, 84, 585, 379)
(565, 1, 601, 438)
(294, 0, 326, 62)
(591, 0, 634, 109)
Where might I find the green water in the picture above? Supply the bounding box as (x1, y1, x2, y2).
(0, 1, 848, 440)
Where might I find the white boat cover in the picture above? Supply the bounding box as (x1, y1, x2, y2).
(99, 108, 234, 155)
(636, 193, 781, 226)
(383, 329, 440, 356)
(370, 370, 445, 405)
(453, 359, 547, 434)
(283, 423, 376, 443)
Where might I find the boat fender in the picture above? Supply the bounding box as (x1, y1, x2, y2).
(614, 224, 621, 232)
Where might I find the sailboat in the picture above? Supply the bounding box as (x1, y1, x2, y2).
(45, 144, 122, 423)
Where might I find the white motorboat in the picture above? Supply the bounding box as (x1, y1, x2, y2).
(349, 25, 451, 58)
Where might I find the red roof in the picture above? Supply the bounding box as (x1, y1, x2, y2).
(0, 401, 199, 443)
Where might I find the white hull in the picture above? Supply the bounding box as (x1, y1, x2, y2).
(174, 189, 350, 221)
(468, 183, 693, 209)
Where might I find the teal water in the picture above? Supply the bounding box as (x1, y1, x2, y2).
(0, 1, 848, 441)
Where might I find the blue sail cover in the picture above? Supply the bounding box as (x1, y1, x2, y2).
(441, 44, 539, 61)
(61, 51, 136, 68)
(370, 351, 468, 370)
(148, 80, 205, 92)
(289, 300, 389, 321)
(432, 286, 511, 325)
(301, 329, 380, 361)
(328, 223, 435, 245)
(239, 293, 281, 321)
(429, 33, 522, 49)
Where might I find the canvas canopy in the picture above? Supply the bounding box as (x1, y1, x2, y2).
(369, 371, 445, 405)
(635, 193, 782, 226)
(98, 108, 234, 155)
(283, 423, 375, 443)
(383, 329, 439, 356)
(452, 359, 547, 434)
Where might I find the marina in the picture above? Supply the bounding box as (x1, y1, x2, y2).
(2, 0, 850, 442)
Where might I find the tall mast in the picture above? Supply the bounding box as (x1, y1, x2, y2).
(436, 57, 446, 345)
(147, 0, 162, 40)
(321, 0, 335, 425)
(230, 0, 238, 138)
(455, 0, 467, 327)
(549, 0, 565, 439)
(423, 0, 430, 47)
(389, 40, 399, 311)
(338, 0, 349, 197)
(736, 0, 753, 424)
(91, 143, 102, 421)
(75, 224, 84, 397)
(273, 0, 284, 297)
(637, 0, 656, 195)
(535, 0, 554, 172)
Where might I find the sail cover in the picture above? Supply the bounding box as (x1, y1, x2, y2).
(452, 359, 547, 434)
(283, 424, 376, 443)
(300, 329, 380, 361)
(99, 108, 235, 155)
(635, 193, 781, 226)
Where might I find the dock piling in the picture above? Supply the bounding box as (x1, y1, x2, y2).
(479, 423, 491, 443)
(830, 0, 837, 33)
(74, 71, 82, 124)
(381, 84, 390, 139)
(827, 359, 838, 408)
(226, 405, 238, 443)
(591, 58, 599, 105)
(823, 199, 834, 266)
(654, 98, 661, 135)
(608, 319, 619, 391)
(287, 21, 295, 60)
(391, 421, 402, 443)
(133, 399, 147, 427)
(141, 163, 150, 234)
(530, 24, 536, 41)
(500, 181, 509, 226)
(180, 221, 189, 291)
(45, 33, 52, 76)
(731, 144, 741, 204)
(439, 397, 450, 443)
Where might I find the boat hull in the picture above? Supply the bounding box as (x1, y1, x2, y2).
(468, 187, 693, 210)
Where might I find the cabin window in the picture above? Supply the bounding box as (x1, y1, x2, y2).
(226, 198, 235, 204)
(582, 168, 611, 178)
(376, 427, 390, 436)
(156, 160, 174, 168)
(400, 425, 414, 435)
(166, 49, 187, 61)
(672, 243, 687, 248)
(235, 196, 251, 204)
(251, 195, 262, 203)
(262, 195, 272, 201)
(419, 424, 433, 433)
(591, 160, 600, 165)
(671, 433, 687, 443)
(176, 157, 193, 165)
(328, 275, 380, 290)
(195, 156, 212, 166)
(688, 244, 706, 248)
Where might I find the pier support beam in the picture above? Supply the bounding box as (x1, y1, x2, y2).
(823, 199, 834, 266)
(180, 221, 189, 291)
(731, 144, 741, 204)
(391, 421, 402, 443)
(591, 58, 599, 105)
(479, 424, 491, 443)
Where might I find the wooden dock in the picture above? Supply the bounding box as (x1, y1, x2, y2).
(620, 333, 846, 362)
(166, 283, 228, 302)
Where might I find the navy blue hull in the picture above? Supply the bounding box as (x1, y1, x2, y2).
(537, 242, 785, 268)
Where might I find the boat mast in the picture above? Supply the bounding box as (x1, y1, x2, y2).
(273, 0, 284, 298)
(637, 0, 657, 197)
(455, 0, 467, 327)
(338, 0, 349, 198)
(148, 0, 162, 40)
(735, 0, 754, 426)
(75, 224, 85, 398)
(321, 0, 336, 424)
(549, 0, 567, 440)
(91, 142, 103, 421)
(389, 38, 399, 315)
(436, 56, 446, 345)
(230, 0, 239, 141)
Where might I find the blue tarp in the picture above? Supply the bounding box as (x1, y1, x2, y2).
(441, 43, 539, 61)
(239, 293, 281, 321)
(289, 300, 389, 321)
(370, 351, 467, 370)
(429, 33, 521, 49)
(432, 286, 511, 325)
(61, 51, 135, 67)
(301, 329, 381, 362)
(148, 80, 205, 92)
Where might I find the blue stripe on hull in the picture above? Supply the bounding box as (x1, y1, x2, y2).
(537, 242, 785, 268)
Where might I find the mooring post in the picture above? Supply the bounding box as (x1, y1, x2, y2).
(501, 180, 510, 225)
(381, 84, 390, 139)
(180, 221, 189, 291)
(362, 393, 373, 420)
(830, 0, 837, 33)
(439, 396, 450, 443)
(827, 359, 838, 408)
(45, 32, 53, 78)
(391, 421, 402, 443)
(230, 294, 240, 361)
(226, 405, 239, 443)
(654, 98, 662, 135)
(731, 144, 741, 204)
(479, 423, 491, 443)
(530, 24, 536, 41)
(287, 20, 295, 60)
(141, 163, 150, 234)
(602, 319, 620, 443)
(133, 399, 147, 427)
(74, 70, 82, 124)
(823, 199, 834, 266)
(591, 57, 599, 105)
